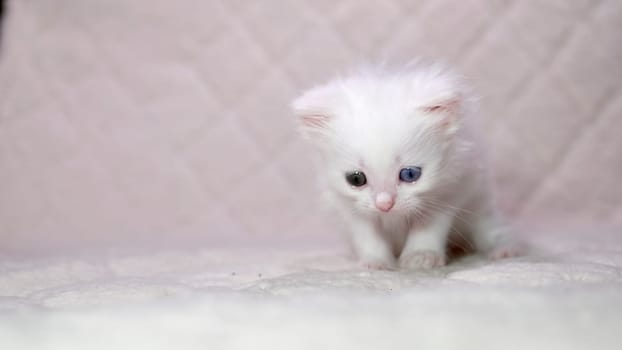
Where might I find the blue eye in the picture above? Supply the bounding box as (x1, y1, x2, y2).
(399, 167, 422, 183)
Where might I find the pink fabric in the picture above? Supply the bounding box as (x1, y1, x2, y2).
(0, 0, 621, 254)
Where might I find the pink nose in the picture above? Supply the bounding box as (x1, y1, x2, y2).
(375, 192, 395, 212)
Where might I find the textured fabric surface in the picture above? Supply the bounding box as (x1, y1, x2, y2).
(1, 225, 622, 349)
(0, 1, 621, 253)
(1, 3, 621, 348)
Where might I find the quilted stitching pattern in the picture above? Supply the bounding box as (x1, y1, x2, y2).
(0, 0, 621, 253)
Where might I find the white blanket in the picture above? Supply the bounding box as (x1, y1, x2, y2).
(1, 1, 621, 348)
(2, 225, 621, 349)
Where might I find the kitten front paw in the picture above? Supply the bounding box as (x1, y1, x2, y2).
(399, 250, 446, 270)
(358, 258, 396, 270)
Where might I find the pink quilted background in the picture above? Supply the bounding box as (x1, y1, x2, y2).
(0, 0, 621, 255)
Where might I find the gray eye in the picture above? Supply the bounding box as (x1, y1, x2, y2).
(345, 171, 367, 187)
(399, 167, 422, 183)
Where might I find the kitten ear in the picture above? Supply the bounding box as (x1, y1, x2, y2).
(419, 93, 463, 133)
(298, 113, 330, 130)
(291, 85, 338, 140)
(420, 95, 460, 115)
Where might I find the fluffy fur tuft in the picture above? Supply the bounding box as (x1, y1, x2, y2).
(292, 62, 522, 270)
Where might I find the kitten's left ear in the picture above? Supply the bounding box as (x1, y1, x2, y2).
(419, 93, 463, 133)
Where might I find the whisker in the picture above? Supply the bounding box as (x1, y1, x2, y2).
(448, 225, 476, 252)
(423, 197, 477, 216)
(417, 200, 476, 251)
(420, 201, 470, 226)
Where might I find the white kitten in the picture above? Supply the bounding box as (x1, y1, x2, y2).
(292, 62, 522, 270)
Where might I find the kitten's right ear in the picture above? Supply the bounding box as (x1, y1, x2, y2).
(291, 85, 337, 140)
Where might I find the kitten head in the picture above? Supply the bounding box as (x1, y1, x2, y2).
(292, 63, 472, 215)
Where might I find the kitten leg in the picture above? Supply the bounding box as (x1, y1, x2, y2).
(470, 209, 524, 260)
(399, 212, 453, 270)
(349, 218, 396, 270)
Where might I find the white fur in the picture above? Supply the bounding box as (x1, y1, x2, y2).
(292, 62, 521, 270)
